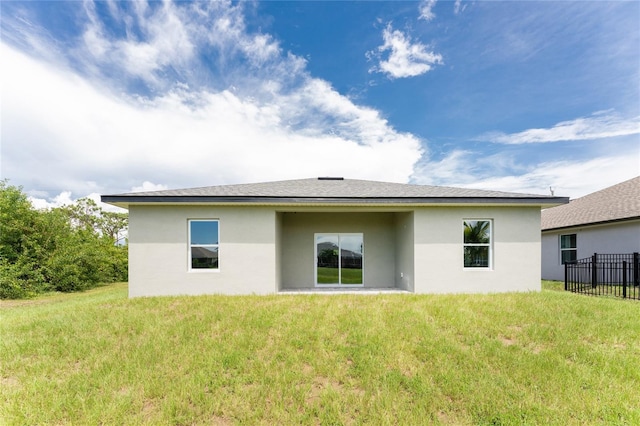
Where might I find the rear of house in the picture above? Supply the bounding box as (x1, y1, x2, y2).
(102, 178, 567, 297)
(541, 176, 640, 281)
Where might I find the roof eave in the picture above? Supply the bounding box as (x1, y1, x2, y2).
(101, 195, 569, 209)
(542, 215, 640, 232)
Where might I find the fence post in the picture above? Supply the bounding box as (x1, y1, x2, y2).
(564, 262, 568, 291)
(634, 252, 639, 287)
(591, 253, 597, 289)
(622, 261, 627, 299)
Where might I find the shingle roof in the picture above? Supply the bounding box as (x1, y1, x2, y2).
(541, 176, 640, 231)
(102, 177, 568, 208)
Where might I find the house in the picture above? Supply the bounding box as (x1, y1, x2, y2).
(541, 176, 640, 281)
(101, 177, 567, 297)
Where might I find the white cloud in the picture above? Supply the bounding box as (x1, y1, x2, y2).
(370, 24, 443, 79)
(28, 192, 125, 213)
(419, 0, 437, 21)
(411, 150, 474, 185)
(2, 0, 421, 203)
(29, 191, 74, 210)
(130, 182, 169, 193)
(5, 0, 635, 207)
(454, 0, 466, 15)
(1, 2, 422, 203)
(8, 21, 633, 204)
(2, 40, 422, 198)
(412, 150, 639, 199)
(80, 0, 195, 86)
(481, 111, 640, 144)
(461, 155, 640, 199)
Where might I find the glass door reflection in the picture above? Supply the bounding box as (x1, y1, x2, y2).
(316, 234, 363, 286)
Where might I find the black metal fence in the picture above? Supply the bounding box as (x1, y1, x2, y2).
(565, 253, 640, 300)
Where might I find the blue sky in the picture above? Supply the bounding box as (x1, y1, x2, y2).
(1, 0, 638, 208)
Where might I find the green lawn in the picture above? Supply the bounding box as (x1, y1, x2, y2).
(1, 282, 639, 425)
(317, 267, 363, 284)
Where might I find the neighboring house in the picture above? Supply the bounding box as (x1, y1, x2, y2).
(541, 176, 640, 281)
(102, 177, 567, 297)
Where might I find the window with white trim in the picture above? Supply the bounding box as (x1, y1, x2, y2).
(560, 234, 577, 264)
(463, 220, 492, 268)
(189, 220, 219, 270)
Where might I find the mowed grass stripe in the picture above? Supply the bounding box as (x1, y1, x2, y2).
(1, 282, 639, 425)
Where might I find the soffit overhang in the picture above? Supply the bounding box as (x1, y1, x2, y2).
(541, 216, 640, 233)
(101, 195, 569, 210)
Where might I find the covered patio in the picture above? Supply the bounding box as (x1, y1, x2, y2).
(276, 210, 415, 293)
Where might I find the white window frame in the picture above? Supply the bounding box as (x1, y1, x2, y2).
(559, 233, 577, 265)
(188, 219, 220, 272)
(463, 219, 493, 270)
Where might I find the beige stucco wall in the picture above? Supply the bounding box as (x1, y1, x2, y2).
(128, 203, 543, 296)
(128, 205, 277, 297)
(275, 212, 283, 291)
(394, 212, 414, 291)
(279, 212, 397, 289)
(413, 206, 542, 293)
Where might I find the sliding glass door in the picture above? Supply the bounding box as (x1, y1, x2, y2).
(315, 233, 363, 286)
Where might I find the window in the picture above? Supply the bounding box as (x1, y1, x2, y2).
(315, 233, 363, 286)
(463, 220, 492, 268)
(560, 234, 577, 264)
(189, 220, 219, 270)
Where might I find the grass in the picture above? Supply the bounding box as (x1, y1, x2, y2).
(1, 282, 639, 425)
(317, 267, 363, 284)
(541, 279, 565, 292)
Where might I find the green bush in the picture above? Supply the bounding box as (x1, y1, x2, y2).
(45, 234, 128, 292)
(46, 247, 89, 292)
(0, 258, 47, 299)
(0, 181, 128, 298)
(103, 243, 128, 282)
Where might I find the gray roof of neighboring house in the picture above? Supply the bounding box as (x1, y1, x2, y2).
(102, 177, 568, 208)
(541, 176, 640, 231)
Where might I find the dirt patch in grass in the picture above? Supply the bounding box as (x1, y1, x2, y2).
(141, 399, 157, 421)
(1, 376, 20, 389)
(210, 416, 234, 425)
(305, 376, 344, 405)
(500, 336, 517, 346)
(302, 363, 314, 375)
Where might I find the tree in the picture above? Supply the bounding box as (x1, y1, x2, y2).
(99, 210, 128, 245)
(463, 220, 490, 267)
(60, 198, 128, 244)
(61, 197, 100, 231)
(0, 180, 38, 263)
(0, 182, 60, 297)
(463, 220, 490, 244)
(0, 182, 128, 298)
